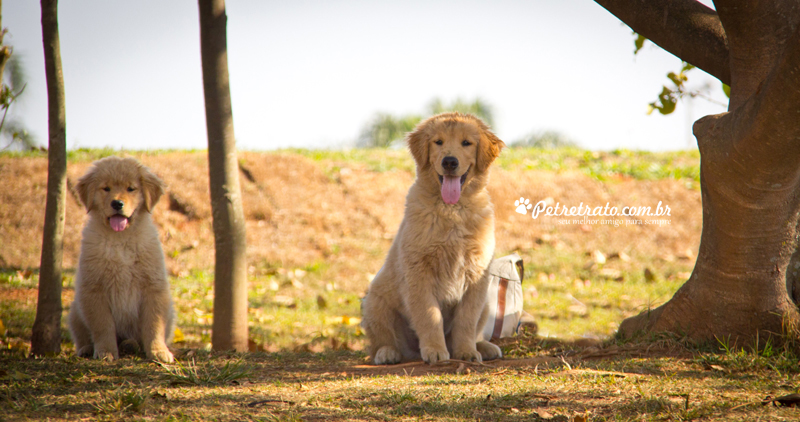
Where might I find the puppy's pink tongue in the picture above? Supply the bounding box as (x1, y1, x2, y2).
(110, 215, 128, 232)
(441, 175, 461, 204)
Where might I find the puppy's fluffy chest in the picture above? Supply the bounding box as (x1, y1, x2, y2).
(83, 219, 141, 264)
(78, 215, 159, 291)
(98, 236, 138, 267)
(399, 192, 495, 305)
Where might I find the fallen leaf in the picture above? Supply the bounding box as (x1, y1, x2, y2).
(677, 247, 695, 260)
(591, 250, 606, 264)
(273, 295, 296, 307)
(323, 316, 361, 326)
(248, 338, 266, 352)
(644, 268, 656, 283)
(599, 268, 622, 279)
(9, 370, 30, 381)
(566, 294, 588, 316)
(173, 328, 185, 343)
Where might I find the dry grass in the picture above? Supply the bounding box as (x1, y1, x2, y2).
(5, 148, 791, 421)
(2, 340, 800, 421)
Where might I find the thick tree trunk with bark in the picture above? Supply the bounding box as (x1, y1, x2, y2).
(198, 0, 249, 352)
(31, 0, 67, 356)
(595, 0, 800, 345)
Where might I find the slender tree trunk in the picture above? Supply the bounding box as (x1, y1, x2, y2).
(0, 1, 10, 86)
(198, 0, 248, 352)
(608, 0, 800, 346)
(31, 0, 67, 356)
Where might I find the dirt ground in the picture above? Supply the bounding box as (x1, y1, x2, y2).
(0, 150, 701, 285)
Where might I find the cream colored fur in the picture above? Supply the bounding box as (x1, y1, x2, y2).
(68, 156, 175, 363)
(362, 112, 505, 365)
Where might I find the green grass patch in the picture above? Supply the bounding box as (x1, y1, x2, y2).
(2, 147, 701, 184)
(0, 148, 206, 161)
(159, 359, 251, 386)
(497, 147, 700, 183)
(283, 147, 416, 173)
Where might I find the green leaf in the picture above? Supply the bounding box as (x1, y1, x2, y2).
(722, 83, 731, 99)
(655, 87, 677, 115)
(633, 32, 647, 55)
(667, 72, 685, 87)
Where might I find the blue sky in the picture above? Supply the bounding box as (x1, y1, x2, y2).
(6, 0, 726, 151)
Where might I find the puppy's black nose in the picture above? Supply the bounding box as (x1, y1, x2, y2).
(442, 156, 459, 172)
(111, 200, 124, 211)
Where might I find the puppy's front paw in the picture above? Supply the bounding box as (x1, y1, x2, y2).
(453, 347, 483, 363)
(476, 341, 502, 361)
(374, 346, 402, 365)
(148, 347, 175, 363)
(94, 348, 118, 361)
(421, 346, 450, 364)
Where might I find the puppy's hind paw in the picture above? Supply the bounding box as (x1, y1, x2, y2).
(76, 345, 94, 358)
(421, 347, 450, 365)
(374, 346, 402, 365)
(477, 340, 502, 361)
(148, 348, 175, 363)
(119, 339, 141, 356)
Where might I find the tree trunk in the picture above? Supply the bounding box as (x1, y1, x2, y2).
(0, 1, 10, 89)
(598, 0, 800, 346)
(198, 0, 249, 352)
(31, 0, 67, 356)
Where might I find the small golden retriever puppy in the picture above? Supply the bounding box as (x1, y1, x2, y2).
(362, 112, 505, 364)
(68, 156, 176, 363)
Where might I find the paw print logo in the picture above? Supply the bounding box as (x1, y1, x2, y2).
(515, 197, 532, 215)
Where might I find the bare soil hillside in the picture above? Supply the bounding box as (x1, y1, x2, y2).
(0, 150, 701, 291)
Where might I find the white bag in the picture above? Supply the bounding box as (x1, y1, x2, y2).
(482, 253, 525, 340)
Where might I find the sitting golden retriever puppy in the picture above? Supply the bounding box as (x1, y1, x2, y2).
(362, 112, 505, 364)
(68, 156, 175, 363)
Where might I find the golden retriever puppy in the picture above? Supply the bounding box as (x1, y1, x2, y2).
(68, 156, 175, 363)
(362, 112, 505, 364)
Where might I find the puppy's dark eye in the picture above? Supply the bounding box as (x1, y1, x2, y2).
(462, 140, 472, 146)
(127, 187, 136, 192)
(102, 187, 110, 192)
(434, 139, 443, 146)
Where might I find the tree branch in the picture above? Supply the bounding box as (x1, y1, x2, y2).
(594, 0, 731, 86)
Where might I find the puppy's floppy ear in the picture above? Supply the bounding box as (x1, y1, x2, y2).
(139, 165, 165, 212)
(76, 167, 96, 212)
(407, 125, 431, 170)
(476, 124, 505, 173)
